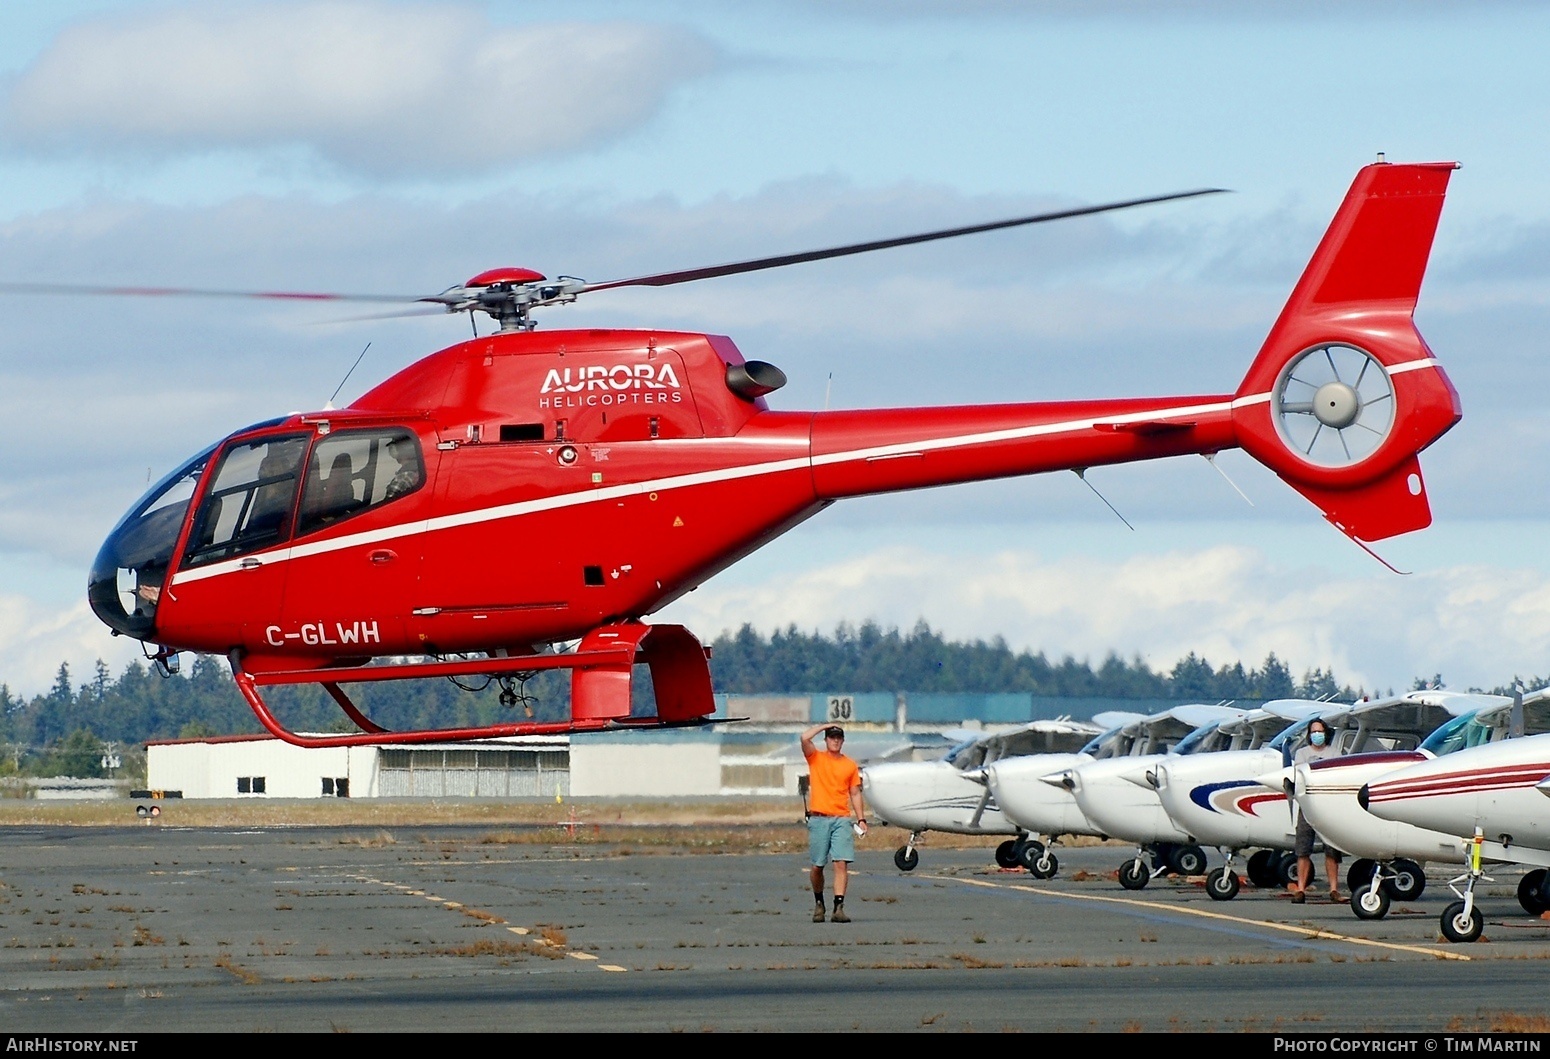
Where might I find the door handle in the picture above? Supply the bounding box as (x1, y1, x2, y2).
(239, 558, 262, 570)
(369, 549, 397, 565)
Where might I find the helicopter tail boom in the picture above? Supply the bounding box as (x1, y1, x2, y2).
(1230, 160, 1461, 543)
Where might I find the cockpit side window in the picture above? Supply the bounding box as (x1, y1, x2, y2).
(184, 435, 308, 567)
(297, 429, 423, 537)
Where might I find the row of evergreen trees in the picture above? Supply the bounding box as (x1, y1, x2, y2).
(2, 619, 1499, 777)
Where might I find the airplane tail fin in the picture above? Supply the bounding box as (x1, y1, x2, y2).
(1232, 161, 1462, 543)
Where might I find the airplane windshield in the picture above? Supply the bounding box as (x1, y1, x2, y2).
(943, 738, 981, 768)
(87, 444, 216, 639)
(1419, 711, 1496, 756)
(1082, 726, 1132, 758)
(1174, 723, 1227, 756)
(1267, 716, 1316, 752)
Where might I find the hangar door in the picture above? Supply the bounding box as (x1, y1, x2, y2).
(378, 748, 570, 798)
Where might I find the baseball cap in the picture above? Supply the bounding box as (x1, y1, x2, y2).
(825, 726, 845, 740)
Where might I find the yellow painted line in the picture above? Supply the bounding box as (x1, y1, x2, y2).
(944, 875, 1470, 962)
(568, 951, 598, 961)
(406, 890, 425, 896)
(507, 926, 530, 936)
(599, 964, 627, 972)
(443, 902, 462, 909)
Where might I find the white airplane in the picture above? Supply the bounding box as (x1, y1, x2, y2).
(1360, 699, 1550, 942)
(984, 704, 1238, 881)
(1064, 703, 1270, 890)
(1294, 689, 1550, 924)
(1153, 690, 1469, 901)
(862, 716, 1109, 872)
(975, 709, 1164, 878)
(1146, 700, 1341, 899)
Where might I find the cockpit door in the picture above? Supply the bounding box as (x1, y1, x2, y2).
(164, 434, 308, 650)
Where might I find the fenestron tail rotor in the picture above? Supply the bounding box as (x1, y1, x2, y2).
(1272, 343, 1396, 468)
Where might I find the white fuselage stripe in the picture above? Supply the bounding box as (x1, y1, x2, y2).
(169, 356, 1441, 588)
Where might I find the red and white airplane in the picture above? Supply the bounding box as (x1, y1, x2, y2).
(1294, 690, 1549, 924)
(1360, 699, 1550, 942)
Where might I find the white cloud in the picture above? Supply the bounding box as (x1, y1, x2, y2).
(1, 3, 716, 176)
(0, 591, 141, 699)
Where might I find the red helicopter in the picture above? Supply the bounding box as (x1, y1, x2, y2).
(61, 160, 1459, 748)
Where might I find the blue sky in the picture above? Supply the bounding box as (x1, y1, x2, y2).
(2, 1, 1548, 697)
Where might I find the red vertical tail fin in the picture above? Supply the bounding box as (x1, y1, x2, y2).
(1232, 162, 1462, 543)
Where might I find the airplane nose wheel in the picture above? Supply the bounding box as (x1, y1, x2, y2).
(1205, 866, 1240, 901)
(894, 834, 921, 872)
(1118, 855, 1150, 890)
(1440, 829, 1489, 943)
(1017, 841, 1058, 879)
(1441, 901, 1483, 944)
(1353, 882, 1391, 920)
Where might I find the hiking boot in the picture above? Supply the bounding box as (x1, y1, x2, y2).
(812, 905, 826, 922)
(831, 907, 851, 923)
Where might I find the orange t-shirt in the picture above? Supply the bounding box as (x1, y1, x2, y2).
(804, 746, 860, 817)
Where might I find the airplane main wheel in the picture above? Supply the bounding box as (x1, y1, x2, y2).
(1168, 844, 1207, 876)
(1246, 849, 1279, 889)
(1440, 901, 1483, 944)
(1118, 858, 1149, 890)
(1029, 851, 1059, 880)
(1384, 859, 1425, 902)
(1346, 858, 1377, 895)
(1205, 867, 1240, 901)
(1515, 869, 1547, 915)
(995, 840, 1021, 869)
(1277, 852, 1302, 887)
(894, 846, 919, 872)
(1353, 882, 1390, 920)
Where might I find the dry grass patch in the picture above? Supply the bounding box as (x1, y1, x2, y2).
(213, 954, 260, 985)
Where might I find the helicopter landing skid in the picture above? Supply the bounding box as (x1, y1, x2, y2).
(227, 622, 718, 748)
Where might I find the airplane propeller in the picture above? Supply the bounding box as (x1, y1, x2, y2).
(0, 187, 1225, 332)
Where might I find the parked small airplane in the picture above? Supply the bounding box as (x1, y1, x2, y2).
(1360, 701, 1550, 942)
(1294, 690, 1549, 923)
(1154, 691, 1468, 899)
(1137, 700, 1335, 898)
(1064, 704, 1253, 889)
(1283, 691, 1525, 917)
(982, 704, 1228, 879)
(864, 717, 1110, 871)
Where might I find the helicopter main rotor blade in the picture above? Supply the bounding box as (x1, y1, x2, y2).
(578, 187, 1227, 293)
(0, 281, 423, 303)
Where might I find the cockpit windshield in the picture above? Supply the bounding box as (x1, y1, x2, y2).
(1419, 710, 1497, 756)
(87, 444, 215, 639)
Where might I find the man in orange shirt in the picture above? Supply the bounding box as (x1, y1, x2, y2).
(800, 723, 868, 922)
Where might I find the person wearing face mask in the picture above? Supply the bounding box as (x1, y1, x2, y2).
(1289, 718, 1347, 904)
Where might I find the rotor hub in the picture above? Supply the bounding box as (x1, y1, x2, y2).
(1311, 381, 1361, 429)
